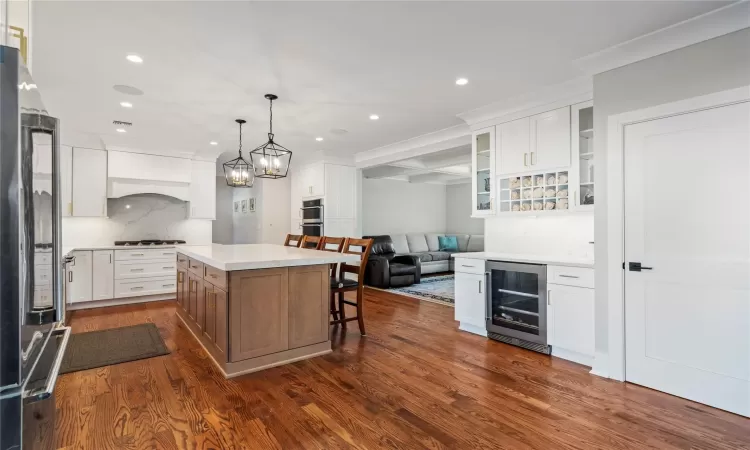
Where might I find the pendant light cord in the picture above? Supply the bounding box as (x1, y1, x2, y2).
(238, 121, 243, 156)
(269, 97, 273, 135)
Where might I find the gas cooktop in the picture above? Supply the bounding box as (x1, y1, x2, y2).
(114, 240, 186, 246)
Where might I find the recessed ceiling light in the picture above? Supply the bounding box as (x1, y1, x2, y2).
(116, 128, 126, 133)
(125, 204, 131, 209)
(209, 141, 218, 146)
(456, 78, 468, 86)
(120, 101, 133, 108)
(126, 54, 143, 63)
(315, 137, 323, 142)
(369, 114, 379, 120)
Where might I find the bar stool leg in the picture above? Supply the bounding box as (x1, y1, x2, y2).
(338, 292, 346, 329)
(330, 292, 339, 322)
(356, 287, 366, 335)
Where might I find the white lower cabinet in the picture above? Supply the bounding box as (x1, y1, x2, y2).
(67, 250, 93, 303)
(92, 250, 114, 300)
(454, 258, 487, 336)
(547, 266, 595, 366)
(114, 276, 176, 299)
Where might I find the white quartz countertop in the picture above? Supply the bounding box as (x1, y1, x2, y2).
(175, 244, 361, 271)
(451, 252, 594, 269)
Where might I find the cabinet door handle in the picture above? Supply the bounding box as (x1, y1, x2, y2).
(163, 284, 174, 288)
(68, 272, 72, 282)
(461, 265, 473, 268)
(132, 253, 144, 256)
(131, 286, 144, 291)
(530, 152, 535, 165)
(163, 266, 174, 269)
(478, 280, 482, 294)
(559, 274, 579, 279)
(547, 289, 551, 306)
(109, 254, 112, 264)
(524, 153, 528, 166)
(130, 268, 144, 272)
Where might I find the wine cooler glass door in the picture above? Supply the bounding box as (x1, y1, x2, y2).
(486, 261, 547, 345)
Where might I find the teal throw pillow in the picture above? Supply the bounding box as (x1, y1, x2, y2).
(438, 235, 459, 252)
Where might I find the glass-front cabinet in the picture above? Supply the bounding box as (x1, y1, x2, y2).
(471, 126, 495, 217)
(572, 101, 594, 209)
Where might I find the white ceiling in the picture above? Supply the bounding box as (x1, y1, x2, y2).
(362, 144, 472, 184)
(32, 1, 728, 162)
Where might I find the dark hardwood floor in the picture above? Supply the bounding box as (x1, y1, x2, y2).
(56, 289, 749, 449)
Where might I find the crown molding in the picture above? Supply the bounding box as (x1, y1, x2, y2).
(355, 124, 471, 169)
(456, 76, 593, 128)
(574, 1, 750, 76)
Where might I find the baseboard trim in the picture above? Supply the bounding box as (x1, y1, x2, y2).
(67, 294, 173, 310)
(458, 322, 488, 337)
(590, 350, 611, 379)
(551, 346, 593, 368)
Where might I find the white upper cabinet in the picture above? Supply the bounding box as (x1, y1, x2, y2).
(497, 117, 530, 176)
(108, 151, 191, 183)
(571, 101, 595, 210)
(188, 160, 216, 219)
(72, 147, 108, 217)
(324, 164, 356, 219)
(472, 127, 496, 217)
(529, 106, 571, 171)
(300, 163, 325, 199)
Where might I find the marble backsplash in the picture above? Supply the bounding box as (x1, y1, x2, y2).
(62, 194, 213, 247)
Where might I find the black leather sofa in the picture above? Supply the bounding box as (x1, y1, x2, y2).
(363, 235, 421, 288)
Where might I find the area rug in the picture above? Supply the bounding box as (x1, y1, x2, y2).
(387, 275, 455, 307)
(60, 323, 169, 374)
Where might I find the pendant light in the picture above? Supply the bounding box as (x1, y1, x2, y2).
(249, 94, 292, 179)
(222, 119, 254, 187)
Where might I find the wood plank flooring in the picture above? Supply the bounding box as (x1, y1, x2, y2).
(56, 289, 749, 449)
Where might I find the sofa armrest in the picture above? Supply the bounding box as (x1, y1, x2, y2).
(364, 255, 390, 288)
(392, 255, 421, 284)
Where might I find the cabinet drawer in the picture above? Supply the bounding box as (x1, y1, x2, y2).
(177, 252, 189, 265)
(203, 265, 227, 290)
(115, 259, 177, 280)
(548, 265, 594, 288)
(35, 253, 52, 265)
(34, 266, 52, 285)
(454, 258, 485, 275)
(114, 276, 176, 298)
(188, 258, 204, 277)
(115, 248, 176, 261)
(34, 288, 53, 308)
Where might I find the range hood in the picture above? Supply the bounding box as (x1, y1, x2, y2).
(107, 150, 191, 201)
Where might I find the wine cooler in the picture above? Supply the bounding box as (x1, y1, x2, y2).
(485, 261, 549, 354)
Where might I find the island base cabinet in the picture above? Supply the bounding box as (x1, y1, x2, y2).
(229, 268, 290, 362)
(288, 265, 330, 349)
(176, 262, 332, 378)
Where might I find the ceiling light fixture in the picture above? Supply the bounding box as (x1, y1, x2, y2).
(315, 137, 323, 142)
(369, 114, 379, 120)
(455, 78, 469, 86)
(222, 119, 254, 188)
(116, 128, 126, 133)
(126, 54, 143, 63)
(249, 94, 292, 179)
(120, 101, 133, 108)
(209, 141, 218, 146)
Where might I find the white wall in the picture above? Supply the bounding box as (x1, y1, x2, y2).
(62, 194, 212, 247)
(232, 183, 261, 244)
(593, 29, 750, 360)
(212, 176, 234, 244)
(362, 178, 446, 235)
(445, 183, 484, 235)
(485, 214, 594, 258)
(231, 177, 291, 244)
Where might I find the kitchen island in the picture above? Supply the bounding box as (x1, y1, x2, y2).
(174, 244, 359, 378)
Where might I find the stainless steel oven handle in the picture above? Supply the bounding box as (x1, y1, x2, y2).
(303, 223, 323, 227)
(300, 206, 322, 210)
(25, 327, 71, 403)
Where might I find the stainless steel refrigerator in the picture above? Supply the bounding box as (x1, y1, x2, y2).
(0, 45, 71, 450)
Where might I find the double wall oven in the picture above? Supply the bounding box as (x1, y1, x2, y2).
(300, 199, 323, 237)
(485, 261, 549, 354)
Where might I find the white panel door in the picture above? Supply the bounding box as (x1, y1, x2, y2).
(454, 272, 485, 330)
(188, 160, 216, 219)
(624, 101, 750, 417)
(497, 117, 530, 175)
(548, 284, 594, 357)
(60, 145, 73, 216)
(72, 147, 107, 217)
(67, 250, 93, 303)
(92, 250, 114, 300)
(529, 106, 570, 171)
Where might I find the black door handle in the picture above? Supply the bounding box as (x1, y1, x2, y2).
(628, 262, 653, 272)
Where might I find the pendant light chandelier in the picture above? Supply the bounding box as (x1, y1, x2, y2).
(249, 94, 292, 179)
(223, 119, 254, 187)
